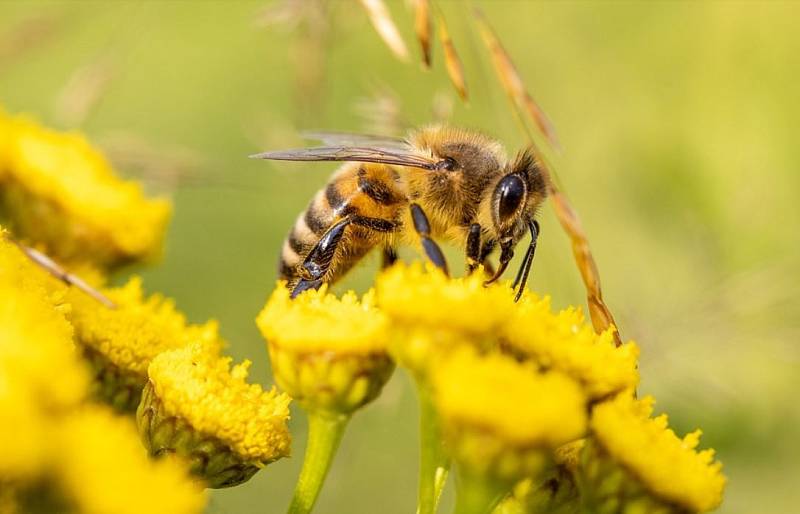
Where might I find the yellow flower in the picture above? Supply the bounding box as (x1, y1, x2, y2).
(432, 348, 587, 481)
(66, 277, 223, 412)
(0, 236, 90, 481)
(504, 298, 640, 400)
(375, 263, 517, 375)
(586, 394, 726, 513)
(0, 113, 171, 269)
(140, 342, 291, 487)
(56, 406, 206, 514)
(257, 284, 394, 415)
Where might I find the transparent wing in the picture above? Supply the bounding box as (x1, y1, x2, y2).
(250, 145, 439, 170)
(301, 130, 409, 150)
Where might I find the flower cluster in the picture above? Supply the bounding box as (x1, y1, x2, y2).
(0, 233, 205, 514)
(253, 262, 725, 514)
(0, 110, 293, 512)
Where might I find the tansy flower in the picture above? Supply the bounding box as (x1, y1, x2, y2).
(66, 277, 223, 412)
(431, 349, 587, 514)
(139, 343, 291, 488)
(257, 284, 393, 415)
(581, 394, 726, 513)
(54, 406, 206, 514)
(257, 284, 394, 514)
(0, 112, 171, 269)
(375, 263, 516, 376)
(503, 298, 640, 400)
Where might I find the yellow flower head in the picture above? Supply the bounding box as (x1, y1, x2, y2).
(375, 263, 517, 375)
(504, 298, 640, 400)
(0, 236, 89, 480)
(67, 276, 223, 412)
(257, 284, 394, 415)
(432, 348, 587, 481)
(588, 394, 726, 513)
(0, 113, 171, 269)
(56, 407, 206, 514)
(141, 343, 291, 487)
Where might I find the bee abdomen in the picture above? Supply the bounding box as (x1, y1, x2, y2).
(279, 189, 332, 282)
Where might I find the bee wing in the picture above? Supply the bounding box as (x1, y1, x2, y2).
(301, 130, 409, 150)
(250, 146, 439, 170)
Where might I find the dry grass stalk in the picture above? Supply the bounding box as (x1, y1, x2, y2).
(474, 9, 621, 346)
(437, 13, 468, 101)
(54, 53, 116, 127)
(359, 0, 410, 62)
(0, 13, 62, 72)
(413, 0, 432, 68)
(474, 9, 560, 151)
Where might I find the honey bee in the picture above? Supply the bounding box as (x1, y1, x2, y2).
(252, 126, 546, 300)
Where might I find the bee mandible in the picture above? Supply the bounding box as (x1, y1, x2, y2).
(252, 126, 547, 300)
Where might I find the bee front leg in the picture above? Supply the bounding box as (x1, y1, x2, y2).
(466, 223, 482, 275)
(291, 217, 351, 298)
(410, 203, 449, 276)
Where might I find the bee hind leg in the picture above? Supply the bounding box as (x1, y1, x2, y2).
(290, 217, 352, 299)
(410, 203, 449, 276)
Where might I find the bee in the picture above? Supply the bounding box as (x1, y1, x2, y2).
(252, 126, 546, 300)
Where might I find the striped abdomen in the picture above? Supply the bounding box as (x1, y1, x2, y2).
(279, 163, 407, 287)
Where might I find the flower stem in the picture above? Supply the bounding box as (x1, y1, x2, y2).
(417, 383, 450, 514)
(453, 471, 506, 514)
(287, 411, 349, 514)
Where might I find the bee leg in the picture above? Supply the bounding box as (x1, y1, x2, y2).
(381, 246, 398, 269)
(291, 278, 324, 298)
(410, 203, 449, 275)
(290, 217, 351, 299)
(466, 223, 482, 274)
(484, 240, 514, 286)
(511, 220, 540, 302)
(479, 239, 496, 277)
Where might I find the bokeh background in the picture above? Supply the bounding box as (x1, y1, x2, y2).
(1, 1, 798, 513)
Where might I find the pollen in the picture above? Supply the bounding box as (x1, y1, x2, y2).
(590, 394, 726, 513)
(147, 342, 292, 463)
(0, 112, 171, 268)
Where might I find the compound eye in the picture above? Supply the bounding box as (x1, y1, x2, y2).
(496, 174, 526, 220)
(435, 157, 457, 171)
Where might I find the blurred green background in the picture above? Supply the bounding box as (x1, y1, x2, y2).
(2, 1, 798, 513)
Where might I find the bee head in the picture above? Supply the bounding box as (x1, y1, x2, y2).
(490, 149, 547, 240)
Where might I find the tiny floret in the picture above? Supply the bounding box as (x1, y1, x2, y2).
(591, 394, 726, 512)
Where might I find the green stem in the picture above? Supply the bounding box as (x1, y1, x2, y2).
(417, 382, 450, 514)
(287, 411, 350, 514)
(453, 471, 507, 514)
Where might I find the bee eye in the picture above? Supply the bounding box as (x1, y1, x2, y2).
(496, 174, 526, 220)
(435, 157, 457, 171)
